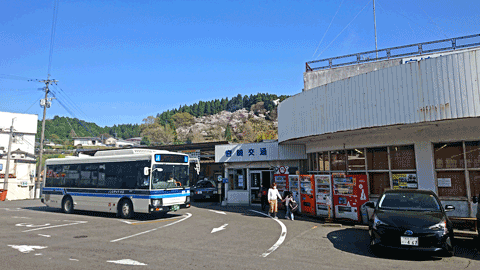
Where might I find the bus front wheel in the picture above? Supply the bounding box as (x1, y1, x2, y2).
(62, 196, 74, 214)
(119, 199, 134, 219)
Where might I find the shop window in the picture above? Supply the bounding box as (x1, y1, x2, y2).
(434, 142, 464, 169)
(330, 150, 346, 171)
(312, 153, 318, 171)
(228, 169, 246, 191)
(390, 145, 416, 170)
(323, 152, 330, 171)
(347, 149, 365, 171)
(369, 173, 390, 195)
(465, 141, 480, 168)
(437, 171, 466, 197)
(318, 152, 325, 171)
(367, 147, 388, 170)
(469, 171, 480, 198)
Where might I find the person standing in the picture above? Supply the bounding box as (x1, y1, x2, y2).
(260, 184, 268, 211)
(283, 191, 296, 220)
(268, 183, 283, 219)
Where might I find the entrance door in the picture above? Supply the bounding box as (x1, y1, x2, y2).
(250, 171, 262, 203)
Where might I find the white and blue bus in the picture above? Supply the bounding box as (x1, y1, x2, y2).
(41, 149, 191, 218)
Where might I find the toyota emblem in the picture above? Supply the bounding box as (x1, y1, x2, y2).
(404, 230, 413, 236)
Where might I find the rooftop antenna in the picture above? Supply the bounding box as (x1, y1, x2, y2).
(373, 0, 378, 58)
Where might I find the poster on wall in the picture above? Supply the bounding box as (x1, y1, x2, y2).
(392, 174, 418, 189)
(437, 178, 452, 188)
(238, 175, 244, 187)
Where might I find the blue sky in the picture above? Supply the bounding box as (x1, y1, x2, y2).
(1, 0, 479, 127)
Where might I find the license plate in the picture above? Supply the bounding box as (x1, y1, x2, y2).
(400, 236, 418, 246)
(197, 191, 202, 194)
(171, 205, 180, 211)
(206, 195, 210, 198)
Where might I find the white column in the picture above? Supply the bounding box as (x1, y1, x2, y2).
(415, 141, 436, 192)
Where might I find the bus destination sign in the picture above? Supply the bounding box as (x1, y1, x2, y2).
(154, 154, 188, 163)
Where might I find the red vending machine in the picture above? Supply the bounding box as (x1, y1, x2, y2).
(299, 175, 316, 216)
(332, 173, 368, 222)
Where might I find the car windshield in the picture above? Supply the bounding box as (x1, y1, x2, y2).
(197, 181, 215, 188)
(378, 192, 441, 212)
(151, 164, 189, 189)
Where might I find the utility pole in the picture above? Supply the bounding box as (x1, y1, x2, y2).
(35, 77, 57, 198)
(3, 118, 15, 193)
(373, 0, 378, 59)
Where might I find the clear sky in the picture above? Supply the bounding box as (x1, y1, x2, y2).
(1, 0, 479, 127)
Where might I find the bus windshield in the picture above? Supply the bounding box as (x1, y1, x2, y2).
(151, 164, 189, 189)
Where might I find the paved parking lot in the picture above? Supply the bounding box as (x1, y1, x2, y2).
(1, 199, 479, 269)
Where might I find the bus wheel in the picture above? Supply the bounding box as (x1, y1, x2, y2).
(62, 196, 74, 214)
(119, 199, 134, 219)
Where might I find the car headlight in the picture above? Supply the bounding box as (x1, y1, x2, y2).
(372, 214, 388, 230)
(428, 220, 448, 234)
(152, 199, 162, 207)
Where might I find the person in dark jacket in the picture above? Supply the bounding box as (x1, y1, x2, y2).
(260, 184, 268, 211)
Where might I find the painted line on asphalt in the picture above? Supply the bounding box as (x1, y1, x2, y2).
(209, 210, 226, 215)
(249, 210, 287, 258)
(119, 215, 182, 225)
(22, 221, 88, 232)
(110, 213, 192, 242)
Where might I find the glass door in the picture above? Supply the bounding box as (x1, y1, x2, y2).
(250, 171, 262, 203)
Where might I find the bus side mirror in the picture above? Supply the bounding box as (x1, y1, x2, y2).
(144, 167, 150, 176)
(473, 196, 479, 204)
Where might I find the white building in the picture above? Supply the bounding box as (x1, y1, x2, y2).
(215, 141, 306, 205)
(115, 140, 135, 148)
(0, 112, 38, 200)
(73, 137, 102, 146)
(279, 45, 480, 218)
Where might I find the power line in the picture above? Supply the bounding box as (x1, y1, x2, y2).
(315, 0, 373, 60)
(48, 0, 60, 77)
(51, 84, 89, 119)
(312, 0, 345, 58)
(416, 3, 449, 39)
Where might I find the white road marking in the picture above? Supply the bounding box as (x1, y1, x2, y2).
(119, 215, 182, 224)
(16, 223, 51, 228)
(35, 253, 42, 256)
(209, 210, 226, 215)
(111, 213, 192, 242)
(1, 208, 24, 211)
(22, 221, 88, 232)
(249, 210, 287, 258)
(69, 258, 79, 261)
(11, 216, 31, 219)
(38, 234, 51, 238)
(107, 259, 147, 266)
(211, 224, 228, 233)
(8, 245, 47, 253)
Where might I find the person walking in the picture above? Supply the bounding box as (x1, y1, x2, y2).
(260, 184, 268, 211)
(268, 183, 283, 219)
(283, 191, 296, 220)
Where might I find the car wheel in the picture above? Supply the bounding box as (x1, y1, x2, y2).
(119, 199, 134, 219)
(62, 196, 74, 214)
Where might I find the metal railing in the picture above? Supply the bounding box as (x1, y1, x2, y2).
(306, 33, 480, 72)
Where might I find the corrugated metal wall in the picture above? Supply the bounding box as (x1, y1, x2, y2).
(279, 49, 480, 143)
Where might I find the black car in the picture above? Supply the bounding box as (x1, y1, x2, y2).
(191, 180, 218, 201)
(366, 189, 455, 257)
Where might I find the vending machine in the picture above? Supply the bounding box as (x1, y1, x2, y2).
(274, 173, 288, 209)
(288, 175, 300, 210)
(315, 175, 332, 217)
(299, 175, 316, 216)
(332, 173, 369, 222)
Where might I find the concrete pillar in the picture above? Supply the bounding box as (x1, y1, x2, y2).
(414, 141, 436, 192)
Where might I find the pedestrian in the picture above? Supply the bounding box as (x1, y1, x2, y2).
(283, 191, 297, 220)
(260, 184, 268, 211)
(268, 183, 283, 219)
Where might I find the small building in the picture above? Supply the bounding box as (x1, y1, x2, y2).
(104, 137, 117, 147)
(125, 137, 142, 145)
(0, 111, 38, 200)
(73, 137, 102, 146)
(215, 141, 306, 205)
(115, 140, 135, 148)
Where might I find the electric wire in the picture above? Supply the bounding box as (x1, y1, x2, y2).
(47, 0, 60, 77)
(416, 3, 449, 39)
(23, 94, 44, 114)
(52, 84, 89, 119)
(312, 0, 345, 58)
(315, 0, 373, 60)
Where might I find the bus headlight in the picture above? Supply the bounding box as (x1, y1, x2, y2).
(152, 199, 162, 207)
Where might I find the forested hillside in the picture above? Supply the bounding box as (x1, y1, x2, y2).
(38, 93, 289, 146)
